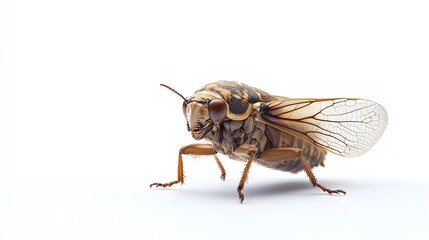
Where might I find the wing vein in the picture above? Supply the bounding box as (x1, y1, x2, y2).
(258, 98, 388, 157)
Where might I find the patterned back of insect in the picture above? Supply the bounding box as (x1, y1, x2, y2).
(196, 81, 277, 120)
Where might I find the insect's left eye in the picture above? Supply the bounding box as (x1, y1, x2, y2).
(182, 101, 187, 116)
(208, 99, 227, 124)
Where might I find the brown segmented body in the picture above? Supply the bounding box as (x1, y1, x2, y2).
(205, 116, 326, 173)
(261, 125, 326, 172)
(201, 81, 326, 173)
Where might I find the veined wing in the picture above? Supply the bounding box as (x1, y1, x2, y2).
(257, 98, 388, 157)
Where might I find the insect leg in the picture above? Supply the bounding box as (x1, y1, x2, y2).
(214, 155, 226, 181)
(234, 144, 257, 203)
(259, 148, 346, 195)
(149, 143, 225, 188)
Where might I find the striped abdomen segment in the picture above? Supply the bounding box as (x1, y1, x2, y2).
(256, 125, 327, 173)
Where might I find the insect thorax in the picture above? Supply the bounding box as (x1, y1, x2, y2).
(205, 115, 268, 162)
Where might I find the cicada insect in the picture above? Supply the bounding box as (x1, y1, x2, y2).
(150, 81, 388, 203)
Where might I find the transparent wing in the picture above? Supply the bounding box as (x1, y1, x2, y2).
(258, 98, 388, 157)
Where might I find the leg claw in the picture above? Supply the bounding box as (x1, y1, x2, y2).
(220, 174, 226, 181)
(149, 183, 164, 188)
(329, 189, 346, 195)
(237, 189, 245, 203)
(315, 183, 346, 195)
(150, 180, 181, 188)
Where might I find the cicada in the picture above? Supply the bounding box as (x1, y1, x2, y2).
(150, 81, 388, 203)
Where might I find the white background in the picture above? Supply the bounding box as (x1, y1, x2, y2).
(1, 1, 429, 239)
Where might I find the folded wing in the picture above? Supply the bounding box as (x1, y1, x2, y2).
(257, 98, 388, 157)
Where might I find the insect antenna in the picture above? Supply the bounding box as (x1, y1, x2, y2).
(160, 84, 189, 104)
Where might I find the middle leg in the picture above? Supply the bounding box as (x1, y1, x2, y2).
(234, 144, 257, 203)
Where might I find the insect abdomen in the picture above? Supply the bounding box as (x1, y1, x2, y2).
(259, 125, 327, 173)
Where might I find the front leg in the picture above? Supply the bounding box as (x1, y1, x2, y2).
(234, 144, 257, 203)
(150, 143, 226, 188)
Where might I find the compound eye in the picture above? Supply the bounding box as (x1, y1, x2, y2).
(208, 99, 227, 124)
(182, 101, 187, 116)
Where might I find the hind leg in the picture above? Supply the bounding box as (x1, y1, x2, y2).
(259, 148, 346, 195)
